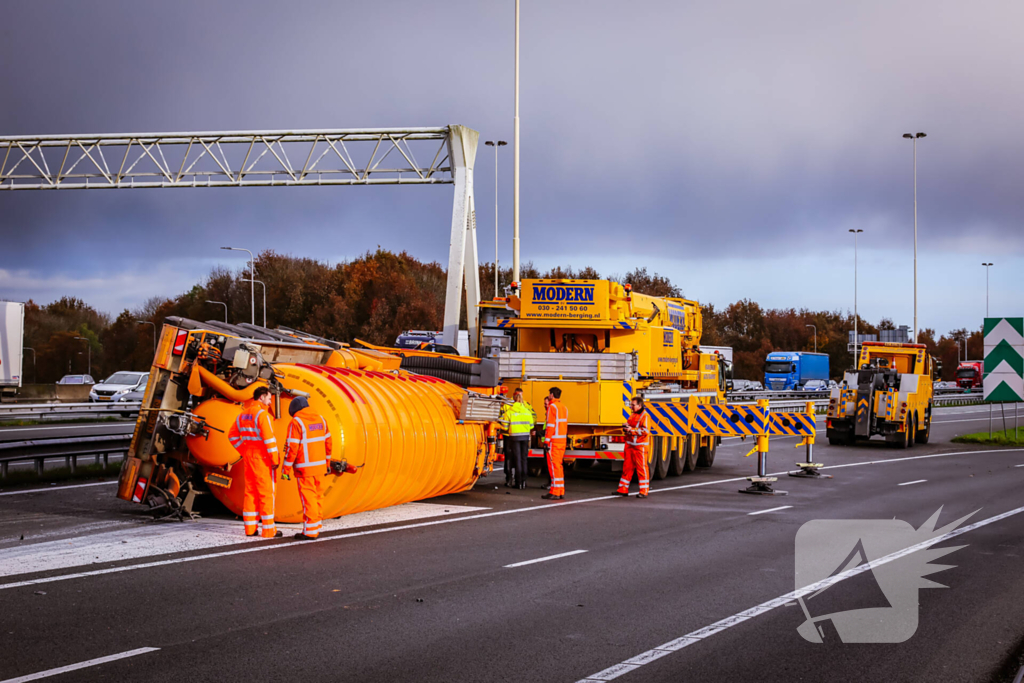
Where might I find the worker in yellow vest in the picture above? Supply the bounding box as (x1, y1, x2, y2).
(500, 388, 536, 489)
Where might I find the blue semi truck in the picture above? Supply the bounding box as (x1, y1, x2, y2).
(763, 352, 829, 391)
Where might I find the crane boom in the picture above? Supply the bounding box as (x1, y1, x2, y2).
(0, 125, 481, 351)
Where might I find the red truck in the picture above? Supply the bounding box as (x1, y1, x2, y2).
(956, 361, 983, 390)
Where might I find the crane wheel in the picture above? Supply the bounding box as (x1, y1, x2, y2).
(668, 437, 685, 476)
(649, 437, 669, 480)
(683, 435, 699, 471)
(697, 435, 717, 467)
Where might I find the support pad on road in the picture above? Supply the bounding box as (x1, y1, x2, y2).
(789, 462, 832, 479)
(739, 476, 787, 496)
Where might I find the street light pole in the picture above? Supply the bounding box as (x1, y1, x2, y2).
(982, 262, 994, 317)
(74, 336, 91, 376)
(850, 229, 863, 365)
(902, 132, 926, 343)
(805, 324, 817, 353)
(135, 320, 156, 353)
(512, 0, 521, 284)
(221, 246, 256, 324)
(242, 279, 267, 327)
(206, 300, 228, 323)
(484, 140, 508, 298)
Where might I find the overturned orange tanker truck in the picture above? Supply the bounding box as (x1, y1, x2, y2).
(117, 319, 504, 521)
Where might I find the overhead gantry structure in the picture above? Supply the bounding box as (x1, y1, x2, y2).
(0, 125, 481, 351)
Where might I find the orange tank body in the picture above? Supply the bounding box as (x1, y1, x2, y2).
(187, 364, 488, 523)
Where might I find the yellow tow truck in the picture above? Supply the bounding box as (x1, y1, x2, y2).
(826, 341, 938, 448)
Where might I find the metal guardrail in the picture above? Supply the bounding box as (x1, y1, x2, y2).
(0, 402, 141, 420)
(933, 394, 983, 406)
(0, 434, 131, 478)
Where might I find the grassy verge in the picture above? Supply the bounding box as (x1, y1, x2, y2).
(0, 462, 122, 489)
(951, 428, 1024, 445)
(0, 416, 130, 427)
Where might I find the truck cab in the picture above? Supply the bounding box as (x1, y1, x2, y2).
(763, 352, 829, 391)
(955, 361, 983, 390)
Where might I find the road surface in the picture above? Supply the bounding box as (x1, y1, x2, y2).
(0, 405, 1021, 683)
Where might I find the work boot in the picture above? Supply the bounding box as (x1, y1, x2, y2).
(293, 533, 316, 541)
(541, 493, 563, 500)
(637, 493, 648, 499)
(518, 482, 527, 489)
(613, 490, 629, 497)
(505, 478, 514, 488)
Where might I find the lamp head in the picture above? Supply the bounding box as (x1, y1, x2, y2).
(484, 141, 494, 146)
(916, 132, 926, 138)
(902, 133, 913, 139)
(498, 141, 508, 146)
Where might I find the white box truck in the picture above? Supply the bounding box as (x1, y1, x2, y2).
(1, 302, 25, 397)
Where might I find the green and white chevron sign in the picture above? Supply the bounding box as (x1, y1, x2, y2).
(983, 317, 1024, 403)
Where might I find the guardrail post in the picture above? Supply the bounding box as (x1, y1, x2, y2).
(1, 461, 7, 479)
(70, 455, 78, 473)
(35, 458, 43, 476)
(103, 453, 109, 468)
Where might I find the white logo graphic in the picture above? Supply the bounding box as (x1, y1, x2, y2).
(795, 508, 975, 643)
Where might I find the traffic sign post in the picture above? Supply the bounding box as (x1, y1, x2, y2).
(983, 317, 1023, 440)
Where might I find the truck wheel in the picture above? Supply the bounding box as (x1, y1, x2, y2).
(697, 435, 717, 467)
(893, 417, 912, 449)
(915, 414, 931, 444)
(683, 435, 699, 472)
(668, 437, 685, 476)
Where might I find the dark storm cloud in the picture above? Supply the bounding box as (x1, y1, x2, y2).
(1, 0, 1022, 328)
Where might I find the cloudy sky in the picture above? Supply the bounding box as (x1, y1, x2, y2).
(1, 0, 1022, 334)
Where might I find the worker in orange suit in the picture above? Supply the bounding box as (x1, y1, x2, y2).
(227, 386, 282, 538)
(542, 387, 569, 500)
(282, 396, 333, 540)
(616, 396, 650, 498)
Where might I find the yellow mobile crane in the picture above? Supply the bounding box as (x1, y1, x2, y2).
(486, 279, 728, 479)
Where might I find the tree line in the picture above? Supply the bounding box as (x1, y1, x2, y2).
(15, 250, 979, 383)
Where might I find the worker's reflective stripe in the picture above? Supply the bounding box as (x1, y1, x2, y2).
(303, 435, 328, 443)
(242, 511, 258, 517)
(286, 438, 301, 444)
(265, 447, 278, 453)
(261, 515, 274, 520)
(295, 460, 327, 468)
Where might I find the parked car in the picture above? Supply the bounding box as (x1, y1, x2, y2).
(90, 371, 149, 402)
(730, 379, 751, 392)
(747, 381, 764, 391)
(828, 380, 838, 389)
(58, 374, 94, 385)
(801, 379, 829, 392)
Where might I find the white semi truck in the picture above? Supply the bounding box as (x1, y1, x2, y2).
(0, 301, 25, 398)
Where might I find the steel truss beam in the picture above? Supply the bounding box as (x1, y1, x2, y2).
(0, 127, 453, 190)
(0, 125, 481, 350)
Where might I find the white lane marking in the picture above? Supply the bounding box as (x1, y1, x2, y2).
(504, 549, 587, 568)
(2, 447, 1021, 591)
(0, 647, 159, 683)
(0, 481, 117, 497)
(1016, 464, 1024, 468)
(575, 504, 1024, 683)
(747, 505, 792, 516)
(898, 479, 927, 486)
(0, 502, 489, 579)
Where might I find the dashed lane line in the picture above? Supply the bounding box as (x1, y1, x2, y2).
(898, 479, 928, 486)
(504, 549, 588, 568)
(747, 505, 792, 516)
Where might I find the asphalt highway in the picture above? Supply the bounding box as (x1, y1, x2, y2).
(0, 405, 1021, 683)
